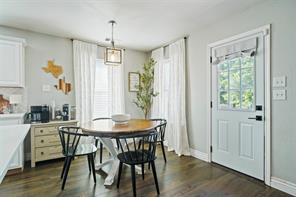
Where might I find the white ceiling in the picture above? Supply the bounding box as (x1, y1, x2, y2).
(0, 0, 265, 51)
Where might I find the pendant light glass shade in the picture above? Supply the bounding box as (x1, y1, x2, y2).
(105, 47, 122, 65)
(104, 20, 122, 65)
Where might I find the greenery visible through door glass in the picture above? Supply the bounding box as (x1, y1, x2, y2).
(242, 89, 254, 109)
(230, 90, 240, 108)
(229, 58, 240, 70)
(242, 56, 255, 68)
(218, 61, 228, 71)
(229, 69, 240, 89)
(241, 68, 254, 88)
(217, 56, 255, 111)
(219, 91, 228, 107)
(218, 71, 228, 90)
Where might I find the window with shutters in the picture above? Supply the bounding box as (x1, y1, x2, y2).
(93, 59, 125, 119)
(93, 60, 109, 118)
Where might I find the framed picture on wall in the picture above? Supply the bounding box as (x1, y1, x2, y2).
(129, 72, 140, 92)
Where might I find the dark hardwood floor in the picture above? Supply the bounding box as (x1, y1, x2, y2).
(0, 146, 291, 197)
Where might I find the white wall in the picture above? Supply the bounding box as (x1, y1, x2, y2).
(186, 0, 296, 185)
(123, 50, 149, 118)
(0, 26, 75, 109)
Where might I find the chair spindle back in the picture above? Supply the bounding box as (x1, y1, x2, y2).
(58, 126, 88, 157)
(150, 119, 167, 141)
(116, 131, 158, 164)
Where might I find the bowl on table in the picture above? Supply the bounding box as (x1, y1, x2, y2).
(111, 114, 131, 125)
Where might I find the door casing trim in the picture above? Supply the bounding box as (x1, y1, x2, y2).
(206, 24, 271, 185)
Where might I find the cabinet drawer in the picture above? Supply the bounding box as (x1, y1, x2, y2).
(34, 124, 77, 136)
(35, 135, 61, 147)
(34, 126, 58, 136)
(35, 146, 63, 161)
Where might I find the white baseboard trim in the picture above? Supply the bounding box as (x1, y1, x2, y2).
(163, 140, 168, 147)
(271, 177, 296, 196)
(189, 148, 209, 162)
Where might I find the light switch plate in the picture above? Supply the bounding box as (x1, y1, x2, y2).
(42, 84, 51, 92)
(273, 76, 286, 88)
(273, 89, 286, 100)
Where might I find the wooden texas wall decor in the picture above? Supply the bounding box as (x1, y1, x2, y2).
(42, 60, 72, 95)
(42, 60, 63, 78)
(54, 77, 71, 95)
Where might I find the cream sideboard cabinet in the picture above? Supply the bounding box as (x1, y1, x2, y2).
(0, 35, 26, 87)
(0, 113, 26, 172)
(30, 120, 78, 167)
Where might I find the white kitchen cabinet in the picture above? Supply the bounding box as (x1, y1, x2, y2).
(0, 114, 25, 171)
(0, 35, 26, 87)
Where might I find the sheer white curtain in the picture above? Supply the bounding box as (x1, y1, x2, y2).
(167, 39, 190, 156)
(106, 60, 125, 116)
(73, 40, 97, 124)
(151, 48, 166, 118)
(151, 39, 190, 156)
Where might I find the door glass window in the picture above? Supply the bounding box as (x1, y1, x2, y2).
(217, 56, 255, 111)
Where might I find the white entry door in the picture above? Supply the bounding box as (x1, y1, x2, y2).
(211, 33, 265, 180)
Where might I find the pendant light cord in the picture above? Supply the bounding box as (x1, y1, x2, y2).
(110, 20, 115, 48)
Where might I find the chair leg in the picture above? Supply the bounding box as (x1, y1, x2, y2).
(61, 156, 72, 190)
(117, 162, 123, 188)
(60, 157, 68, 179)
(90, 154, 97, 183)
(116, 140, 120, 150)
(141, 163, 144, 180)
(94, 138, 98, 158)
(100, 142, 103, 163)
(160, 141, 167, 162)
(151, 161, 160, 194)
(148, 143, 152, 169)
(87, 155, 91, 174)
(131, 165, 137, 197)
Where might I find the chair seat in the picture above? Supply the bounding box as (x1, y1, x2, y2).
(117, 150, 156, 165)
(64, 144, 97, 156)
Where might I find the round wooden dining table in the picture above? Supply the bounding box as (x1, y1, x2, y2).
(80, 119, 157, 186)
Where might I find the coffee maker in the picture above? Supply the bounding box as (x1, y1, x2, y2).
(62, 104, 70, 121)
(30, 105, 50, 123)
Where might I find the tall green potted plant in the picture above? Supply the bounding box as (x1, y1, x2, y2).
(134, 58, 158, 119)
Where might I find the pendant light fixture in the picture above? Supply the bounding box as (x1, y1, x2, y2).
(105, 20, 122, 65)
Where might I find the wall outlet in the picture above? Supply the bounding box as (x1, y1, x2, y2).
(273, 76, 286, 88)
(42, 84, 51, 92)
(273, 89, 286, 100)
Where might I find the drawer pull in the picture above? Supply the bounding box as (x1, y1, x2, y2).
(40, 130, 43, 133)
(41, 152, 44, 155)
(41, 140, 44, 143)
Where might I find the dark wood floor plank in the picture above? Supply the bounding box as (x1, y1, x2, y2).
(0, 145, 292, 197)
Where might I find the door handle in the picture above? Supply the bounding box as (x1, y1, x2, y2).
(248, 115, 263, 121)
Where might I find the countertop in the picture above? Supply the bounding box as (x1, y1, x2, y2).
(0, 113, 25, 119)
(0, 124, 30, 184)
(30, 119, 78, 126)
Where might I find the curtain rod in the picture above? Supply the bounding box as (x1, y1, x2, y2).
(151, 36, 188, 52)
(71, 36, 187, 52)
(70, 38, 126, 50)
